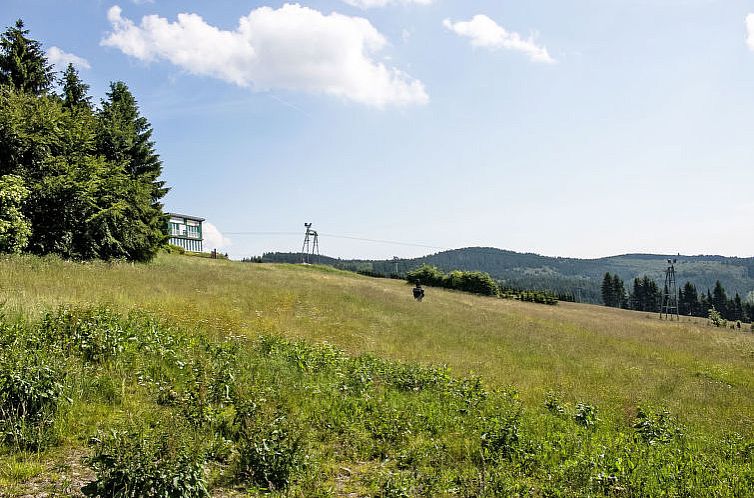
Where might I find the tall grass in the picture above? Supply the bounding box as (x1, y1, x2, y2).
(1, 305, 752, 496)
(2, 253, 752, 438)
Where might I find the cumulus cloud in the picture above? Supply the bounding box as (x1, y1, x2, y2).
(747, 14, 754, 51)
(202, 222, 231, 252)
(443, 15, 554, 64)
(102, 4, 428, 107)
(342, 0, 432, 9)
(47, 47, 91, 70)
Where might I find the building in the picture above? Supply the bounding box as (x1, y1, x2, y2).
(167, 213, 204, 252)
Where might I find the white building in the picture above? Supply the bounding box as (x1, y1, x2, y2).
(167, 213, 204, 252)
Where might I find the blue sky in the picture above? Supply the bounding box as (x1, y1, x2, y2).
(4, 0, 754, 259)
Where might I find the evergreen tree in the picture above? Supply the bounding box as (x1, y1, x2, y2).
(96, 81, 168, 261)
(612, 274, 627, 308)
(631, 276, 659, 312)
(0, 73, 167, 262)
(679, 281, 700, 316)
(712, 281, 728, 317)
(602, 273, 616, 307)
(60, 63, 91, 111)
(0, 19, 53, 95)
(731, 293, 744, 322)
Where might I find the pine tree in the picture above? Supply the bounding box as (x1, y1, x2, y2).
(96, 82, 168, 261)
(612, 274, 627, 308)
(0, 19, 53, 95)
(60, 63, 91, 111)
(712, 281, 728, 317)
(679, 281, 699, 316)
(732, 293, 744, 322)
(602, 273, 616, 307)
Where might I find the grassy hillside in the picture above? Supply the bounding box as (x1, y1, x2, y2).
(2, 253, 753, 433)
(263, 247, 754, 303)
(1, 253, 753, 495)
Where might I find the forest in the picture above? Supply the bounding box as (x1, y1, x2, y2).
(601, 272, 754, 323)
(0, 20, 167, 262)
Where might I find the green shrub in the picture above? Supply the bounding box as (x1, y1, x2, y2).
(164, 243, 186, 255)
(544, 391, 566, 416)
(42, 306, 127, 364)
(480, 412, 521, 460)
(82, 424, 208, 498)
(235, 410, 306, 492)
(574, 403, 599, 429)
(0, 346, 65, 450)
(633, 407, 683, 445)
(708, 308, 726, 328)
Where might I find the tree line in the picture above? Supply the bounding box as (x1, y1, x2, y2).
(601, 272, 754, 322)
(407, 264, 558, 305)
(0, 20, 167, 261)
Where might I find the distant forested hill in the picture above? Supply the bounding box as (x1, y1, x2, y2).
(261, 248, 754, 304)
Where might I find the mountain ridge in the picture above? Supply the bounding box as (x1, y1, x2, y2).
(261, 247, 754, 304)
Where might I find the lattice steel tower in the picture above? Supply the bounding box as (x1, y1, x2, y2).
(301, 223, 320, 264)
(660, 258, 679, 320)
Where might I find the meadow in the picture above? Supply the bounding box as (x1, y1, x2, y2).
(0, 253, 753, 496)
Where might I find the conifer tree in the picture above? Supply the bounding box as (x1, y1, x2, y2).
(679, 281, 699, 316)
(612, 274, 626, 308)
(602, 272, 615, 307)
(712, 281, 727, 317)
(0, 19, 53, 95)
(96, 82, 168, 261)
(60, 63, 91, 111)
(732, 293, 744, 322)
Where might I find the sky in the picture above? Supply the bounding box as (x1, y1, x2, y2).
(3, 0, 754, 260)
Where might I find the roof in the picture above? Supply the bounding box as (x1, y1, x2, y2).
(167, 212, 206, 222)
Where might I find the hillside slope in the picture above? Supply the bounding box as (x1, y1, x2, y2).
(2, 253, 752, 436)
(263, 247, 754, 303)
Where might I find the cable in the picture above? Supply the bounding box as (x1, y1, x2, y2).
(223, 230, 451, 251)
(319, 233, 450, 251)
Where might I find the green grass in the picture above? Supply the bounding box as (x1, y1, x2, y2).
(1, 253, 751, 436)
(1, 253, 753, 496)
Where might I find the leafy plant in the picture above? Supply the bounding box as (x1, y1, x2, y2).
(574, 403, 599, 429)
(0, 345, 65, 450)
(82, 424, 208, 498)
(236, 413, 306, 491)
(708, 307, 726, 328)
(633, 407, 683, 445)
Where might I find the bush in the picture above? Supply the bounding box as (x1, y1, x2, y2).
(406, 264, 445, 287)
(236, 413, 306, 492)
(42, 306, 126, 364)
(574, 403, 599, 429)
(0, 344, 65, 450)
(633, 407, 683, 445)
(708, 308, 726, 328)
(82, 423, 208, 498)
(164, 243, 186, 255)
(0, 174, 32, 254)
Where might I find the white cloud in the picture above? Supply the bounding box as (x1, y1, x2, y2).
(342, 0, 432, 9)
(746, 14, 754, 52)
(102, 4, 428, 107)
(46, 46, 91, 70)
(443, 15, 555, 64)
(202, 222, 231, 252)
